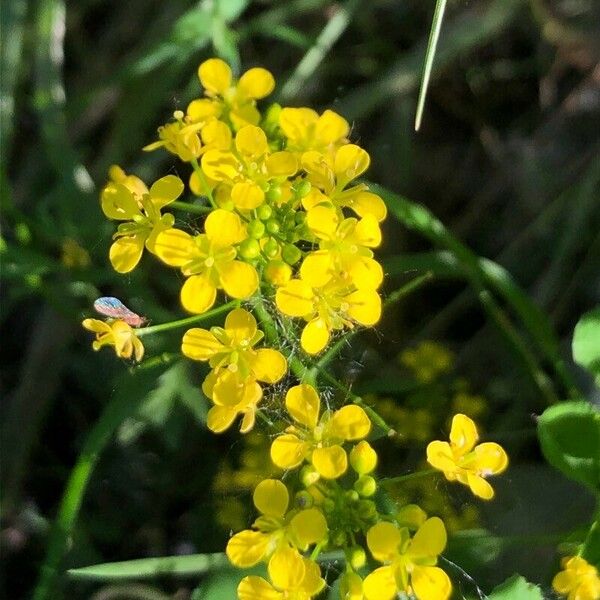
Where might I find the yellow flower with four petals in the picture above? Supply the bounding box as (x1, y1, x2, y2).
(552, 555, 600, 600)
(82, 319, 144, 362)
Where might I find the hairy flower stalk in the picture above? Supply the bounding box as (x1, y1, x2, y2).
(83, 57, 512, 600)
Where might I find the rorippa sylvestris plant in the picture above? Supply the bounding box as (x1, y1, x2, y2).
(83, 58, 512, 600)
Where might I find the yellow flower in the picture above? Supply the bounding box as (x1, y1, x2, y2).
(82, 319, 144, 362)
(182, 307, 287, 408)
(61, 238, 90, 269)
(238, 548, 325, 600)
(279, 107, 349, 155)
(302, 205, 383, 289)
(426, 414, 508, 500)
(553, 556, 600, 600)
(276, 274, 382, 354)
(364, 518, 451, 600)
(300, 145, 387, 222)
(400, 341, 454, 383)
(194, 58, 275, 130)
(153, 209, 258, 313)
(101, 174, 184, 273)
(202, 369, 263, 434)
(201, 124, 297, 211)
(226, 479, 327, 568)
(108, 165, 148, 199)
(270, 384, 371, 479)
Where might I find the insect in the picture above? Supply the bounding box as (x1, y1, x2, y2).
(93, 297, 147, 327)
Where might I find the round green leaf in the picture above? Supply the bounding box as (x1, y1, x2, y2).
(573, 306, 600, 382)
(488, 575, 543, 599)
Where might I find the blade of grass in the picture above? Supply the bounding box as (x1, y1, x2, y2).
(372, 183, 580, 402)
(278, 0, 362, 101)
(415, 0, 448, 131)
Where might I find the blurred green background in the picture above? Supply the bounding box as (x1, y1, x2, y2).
(2, 0, 600, 598)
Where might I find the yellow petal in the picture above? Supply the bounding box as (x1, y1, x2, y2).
(366, 522, 401, 562)
(205, 209, 247, 247)
(345, 289, 381, 325)
(467, 473, 495, 500)
(149, 174, 184, 208)
(201, 149, 239, 181)
(289, 508, 327, 549)
(180, 274, 217, 313)
(306, 205, 339, 239)
(82, 318, 111, 334)
(268, 547, 305, 591)
(218, 260, 259, 299)
(270, 433, 309, 470)
(238, 67, 275, 99)
(238, 576, 282, 600)
(347, 256, 383, 290)
(300, 253, 333, 288)
(301, 317, 330, 355)
(363, 566, 397, 600)
(101, 183, 140, 220)
(109, 235, 144, 273)
(276, 279, 315, 317)
(473, 442, 509, 476)
(253, 478, 289, 518)
(411, 566, 452, 600)
(449, 413, 478, 455)
(210, 370, 261, 407)
(206, 405, 238, 433)
(153, 228, 197, 267)
(231, 181, 265, 210)
(224, 307, 257, 343)
(426, 441, 457, 473)
(265, 152, 298, 177)
(226, 530, 270, 568)
(354, 214, 381, 247)
(187, 98, 221, 121)
(279, 107, 318, 142)
(339, 572, 364, 600)
(334, 144, 370, 185)
(301, 150, 334, 191)
(345, 190, 387, 222)
(285, 384, 320, 429)
(315, 109, 349, 144)
(330, 405, 371, 440)
(200, 119, 232, 148)
(349, 440, 378, 474)
(181, 328, 222, 361)
(299, 557, 325, 596)
(198, 58, 232, 95)
(239, 406, 256, 433)
(410, 517, 447, 559)
(252, 348, 287, 383)
(312, 445, 348, 479)
(235, 125, 268, 158)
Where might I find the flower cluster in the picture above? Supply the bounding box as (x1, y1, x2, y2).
(83, 58, 512, 600)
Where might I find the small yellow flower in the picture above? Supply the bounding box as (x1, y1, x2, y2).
(101, 174, 184, 273)
(226, 479, 327, 568)
(364, 518, 451, 600)
(276, 274, 381, 354)
(194, 58, 275, 131)
(553, 556, 600, 600)
(400, 341, 454, 383)
(82, 318, 144, 362)
(279, 107, 349, 155)
(426, 414, 508, 500)
(270, 384, 371, 479)
(300, 145, 387, 222)
(153, 209, 258, 313)
(302, 205, 383, 289)
(238, 548, 325, 600)
(61, 238, 90, 269)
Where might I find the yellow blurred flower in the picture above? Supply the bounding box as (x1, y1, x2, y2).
(364, 518, 451, 600)
(153, 209, 258, 313)
(400, 341, 454, 383)
(82, 318, 144, 362)
(270, 384, 371, 479)
(101, 174, 184, 273)
(61, 238, 90, 269)
(426, 414, 508, 500)
(553, 556, 600, 600)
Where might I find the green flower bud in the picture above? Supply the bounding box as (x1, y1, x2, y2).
(282, 243, 302, 265)
(266, 185, 282, 203)
(263, 237, 279, 258)
(354, 475, 377, 497)
(266, 219, 280, 234)
(348, 546, 367, 570)
(248, 219, 265, 239)
(295, 490, 314, 509)
(301, 465, 320, 487)
(294, 179, 312, 198)
(357, 499, 377, 520)
(349, 441, 378, 474)
(238, 238, 261, 260)
(257, 204, 273, 221)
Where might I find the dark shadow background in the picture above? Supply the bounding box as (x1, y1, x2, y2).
(2, 0, 600, 598)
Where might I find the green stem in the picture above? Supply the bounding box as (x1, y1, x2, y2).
(191, 158, 216, 208)
(380, 468, 438, 486)
(32, 392, 147, 600)
(170, 200, 212, 215)
(136, 301, 239, 337)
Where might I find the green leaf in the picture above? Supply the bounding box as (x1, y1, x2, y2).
(68, 553, 229, 581)
(537, 401, 600, 493)
(573, 306, 600, 383)
(488, 575, 544, 599)
(582, 520, 600, 566)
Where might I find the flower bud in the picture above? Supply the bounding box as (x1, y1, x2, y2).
(348, 546, 367, 570)
(282, 243, 302, 265)
(354, 475, 377, 497)
(238, 238, 261, 260)
(257, 204, 273, 221)
(263, 237, 279, 258)
(396, 504, 427, 530)
(357, 499, 377, 520)
(349, 441, 377, 474)
(266, 185, 282, 203)
(265, 260, 292, 286)
(301, 465, 320, 487)
(295, 490, 314, 509)
(294, 179, 312, 198)
(248, 219, 265, 239)
(266, 219, 280, 234)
